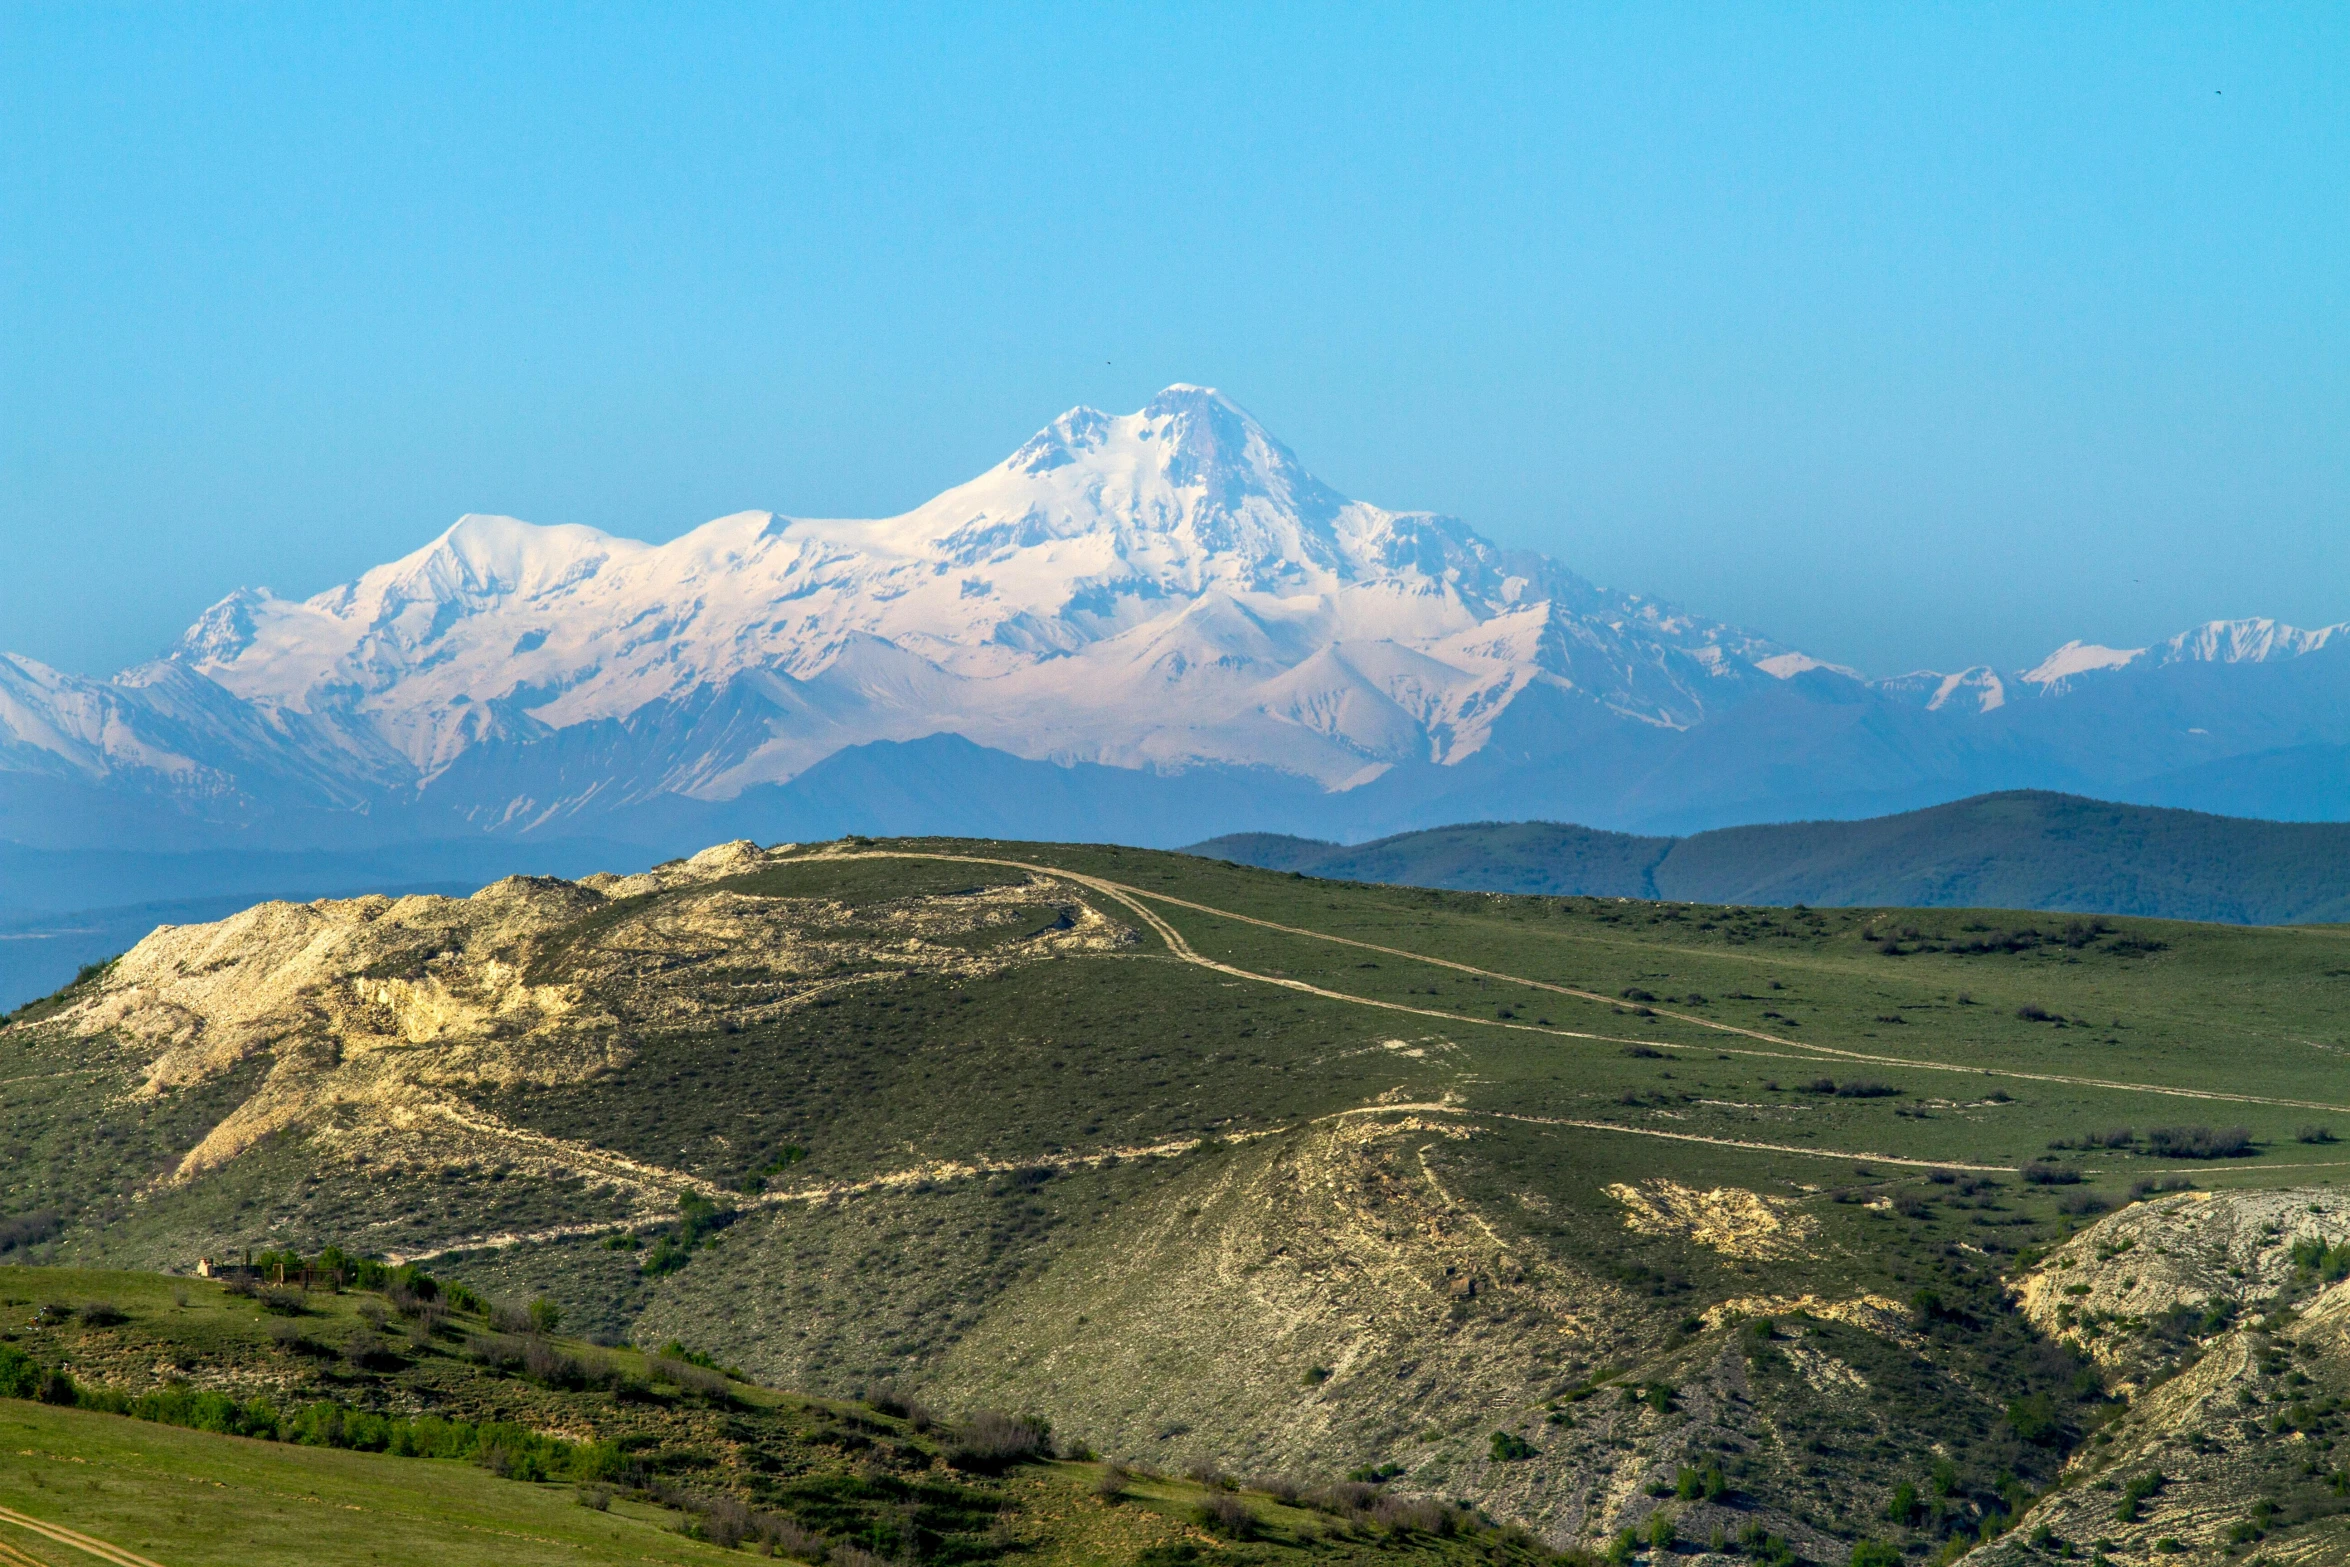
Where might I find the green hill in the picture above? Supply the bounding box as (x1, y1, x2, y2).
(7, 835, 2350, 1559)
(0, 1264, 1549, 1566)
(1190, 790, 2350, 924)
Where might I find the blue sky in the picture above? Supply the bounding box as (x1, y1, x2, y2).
(3, 3, 2343, 678)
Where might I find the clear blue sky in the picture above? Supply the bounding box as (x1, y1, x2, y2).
(4, 3, 2343, 678)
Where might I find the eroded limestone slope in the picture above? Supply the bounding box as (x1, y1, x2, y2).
(31, 840, 1132, 1203)
(1980, 1189, 2350, 1563)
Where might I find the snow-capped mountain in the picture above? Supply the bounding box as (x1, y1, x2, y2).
(1, 386, 2344, 854)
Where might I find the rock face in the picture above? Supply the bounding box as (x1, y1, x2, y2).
(1987, 1190, 2350, 1563)
(2014, 1189, 2350, 1367)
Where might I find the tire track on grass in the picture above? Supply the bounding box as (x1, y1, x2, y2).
(831, 851, 2350, 1118)
(0, 1506, 165, 1567)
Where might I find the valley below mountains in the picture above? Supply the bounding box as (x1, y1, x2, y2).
(8, 837, 2350, 1561)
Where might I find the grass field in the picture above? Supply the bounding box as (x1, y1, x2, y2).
(0, 1399, 732, 1567)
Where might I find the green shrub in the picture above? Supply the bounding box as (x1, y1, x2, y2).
(2143, 1125, 2254, 1160)
(2007, 1391, 2061, 1444)
(0, 1346, 42, 1399)
(2116, 1470, 2166, 1522)
(2290, 1236, 2350, 1282)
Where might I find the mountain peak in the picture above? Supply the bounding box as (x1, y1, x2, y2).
(2158, 617, 2343, 666)
(2021, 640, 2145, 691)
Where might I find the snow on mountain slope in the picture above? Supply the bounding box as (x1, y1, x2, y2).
(2019, 619, 2347, 695)
(2019, 641, 2145, 693)
(2156, 617, 2343, 667)
(125, 386, 1789, 805)
(0, 387, 2341, 843)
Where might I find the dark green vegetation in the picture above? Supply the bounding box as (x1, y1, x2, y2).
(5, 834, 2349, 1560)
(0, 1265, 1558, 1566)
(1192, 790, 2350, 924)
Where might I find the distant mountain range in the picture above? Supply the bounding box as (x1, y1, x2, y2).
(1, 386, 2344, 863)
(1192, 790, 2350, 926)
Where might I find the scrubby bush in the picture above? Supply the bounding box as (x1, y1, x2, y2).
(947, 1410, 1050, 1472)
(0, 1210, 61, 1254)
(2130, 1173, 2196, 1199)
(1834, 1079, 1901, 1098)
(2115, 1471, 2166, 1522)
(1194, 1491, 1255, 1538)
(2144, 1125, 2254, 1160)
(860, 1380, 936, 1428)
(2021, 1161, 2081, 1185)
(699, 1499, 753, 1548)
(650, 1353, 732, 1402)
(2297, 1125, 2338, 1145)
(760, 1516, 828, 1558)
(2006, 1391, 2061, 1444)
(1371, 1496, 1453, 1537)
(268, 1318, 332, 1357)
(1186, 1458, 1234, 1489)
(2290, 1237, 2350, 1282)
(77, 1301, 127, 1327)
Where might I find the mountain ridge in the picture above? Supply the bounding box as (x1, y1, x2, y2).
(1189, 789, 2350, 926)
(1, 386, 2344, 854)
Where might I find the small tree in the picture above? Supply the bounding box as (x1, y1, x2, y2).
(528, 1296, 563, 1335)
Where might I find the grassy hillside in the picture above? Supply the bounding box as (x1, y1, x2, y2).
(6, 835, 2350, 1560)
(0, 1266, 1553, 1566)
(1191, 790, 2350, 923)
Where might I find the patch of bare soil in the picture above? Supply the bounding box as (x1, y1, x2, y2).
(1606, 1178, 1822, 1261)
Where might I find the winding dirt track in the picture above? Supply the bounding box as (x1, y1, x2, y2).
(839, 849, 2350, 1118)
(399, 846, 2343, 1255)
(0, 1505, 165, 1567)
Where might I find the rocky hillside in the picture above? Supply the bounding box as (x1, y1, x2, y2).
(1982, 1190, 2350, 1563)
(8, 837, 2349, 1560)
